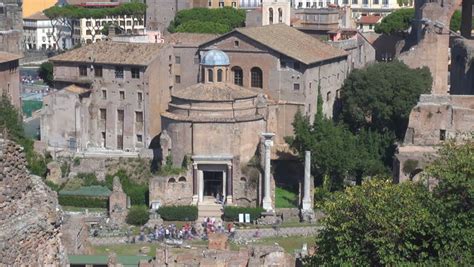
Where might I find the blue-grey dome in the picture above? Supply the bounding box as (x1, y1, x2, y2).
(201, 50, 230, 66)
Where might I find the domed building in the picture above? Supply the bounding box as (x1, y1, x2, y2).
(151, 50, 275, 212)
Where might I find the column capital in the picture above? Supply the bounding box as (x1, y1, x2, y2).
(193, 162, 198, 169)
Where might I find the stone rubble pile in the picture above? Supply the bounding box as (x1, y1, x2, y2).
(0, 134, 68, 265)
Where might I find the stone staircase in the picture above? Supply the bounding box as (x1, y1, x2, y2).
(198, 197, 224, 221)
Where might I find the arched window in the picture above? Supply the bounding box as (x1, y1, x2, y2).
(251, 67, 263, 88)
(232, 66, 243, 86)
(278, 8, 283, 23)
(269, 8, 273, 24)
(168, 177, 176, 183)
(178, 176, 186, 182)
(326, 91, 331, 101)
(217, 69, 223, 82)
(208, 69, 213, 82)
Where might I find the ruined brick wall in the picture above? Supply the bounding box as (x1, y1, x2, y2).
(450, 37, 474, 95)
(0, 135, 67, 265)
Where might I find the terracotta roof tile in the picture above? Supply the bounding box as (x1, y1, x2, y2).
(25, 12, 49, 20)
(49, 41, 163, 66)
(165, 33, 220, 47)
(358, 15, 382, 24)
(235, 24, 347, 65)
(173, 83, 257, 102)
(0, 52, 21, 63)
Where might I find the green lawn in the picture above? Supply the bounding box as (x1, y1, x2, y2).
(254, 235, 315, 253)
(61, 206, 107, 212)
(92, 244, 161, 257)
(275, 187, 298, 208)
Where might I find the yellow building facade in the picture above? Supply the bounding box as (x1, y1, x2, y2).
(23, 0, 57, 17)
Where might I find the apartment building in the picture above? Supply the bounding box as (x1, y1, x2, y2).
(23, 12, 73, 50)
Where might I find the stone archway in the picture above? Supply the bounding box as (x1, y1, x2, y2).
(400, 0, 463, 94)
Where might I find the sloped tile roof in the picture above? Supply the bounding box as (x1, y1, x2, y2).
(25, 12, 49, 20)
(358, 15, 382, 24)
(172, 83, 257, 102)
(49, 41, 163, 66)
(0, 52, 21, 63)
(165, 33, 219, 47)
(234, 24, 347, 65)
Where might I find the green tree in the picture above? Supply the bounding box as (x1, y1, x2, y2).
(340, 61, 432, 140)
(308, 141, 474, 265)
(374, 8, 466, 34)
(126, 205, 149, 226)
(288, 90, 360, 190)
(308, 179, 440, 265)
(175, 20, 231, 34)
(425, 141, 474, 262)
(0, 95, 50, 176)
(38, 62, 54, 87)
(374, 8, 415, 35)
(169, 7, 245, 34)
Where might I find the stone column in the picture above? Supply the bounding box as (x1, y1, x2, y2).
(302, 151, 312, 210)
(461, 0, 473, 38)
(192, 163, 198, 204)
(262, 133, 275, 211)
(226, 164, 233, 204)
(222, 170, 227, 200)
(198, 169, 204, 203)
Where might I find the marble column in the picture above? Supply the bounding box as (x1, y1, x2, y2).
(222, 170, 227, 200)
(262, 133, 275, 211)
(198, 169, 204, 203)
(192, 163, 198, 204)
(302, 151, 312, 210)
(226, 164, 233, 204)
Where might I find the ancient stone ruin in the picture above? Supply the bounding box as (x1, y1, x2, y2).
(109, 176, 129, 225)
(0, 134, 67, 265)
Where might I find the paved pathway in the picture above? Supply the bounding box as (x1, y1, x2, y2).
(88, 225, 322, 245)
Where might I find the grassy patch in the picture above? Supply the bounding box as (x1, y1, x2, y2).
(92, 244, 161, 257)
(61, 206, 107, 212)
(254, 235, 315, 253)
(275, 187, 298, 208)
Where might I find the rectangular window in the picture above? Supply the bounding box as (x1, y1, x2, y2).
(115, 66, 124, 79)
(175, 75, 181, 84)
(280, 61, 287, 69)
(232, 1, 236, 7)
(94, 65, 103, 77)
(294, 83, 300, 91)
(294, 62, 301, 70)
(99, 108, 106, 120)
(102, 90, 107, 99)
(208, 0, 212, 6)
(137, 92, 143, 102)
(219, 2, 224, 7)
(175, 56, 181, 64)
(131, 68, 140, 79)
(306, 2, 311, 7)
(137, 134, 143, 142)
(117, 110, 124, 122)
(101, 132, 106, 147)
(440, 129, 446, 141)
(136, 111, 143, 122)
(352, 0, 358, 4)
(86, 21, 91, 27)
(343, 0, 348, 4)
(373, 0, 379, 3)
(363, 0, 368, 4)
(119, 91, 125, 100)
(382, 0, 388, 4)
(79, 65, 87, 76)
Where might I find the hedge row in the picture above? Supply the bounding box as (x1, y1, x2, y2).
(58, 195, 108, 208)
(157, 205, 198, 221)
(223, 206, 264, 222)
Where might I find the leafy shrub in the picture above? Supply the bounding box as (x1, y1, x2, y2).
(58, 195, 107, 208)
(105, 170, 149, 206)
(126, 205, 150, 226)
(169, 7, 245, 34)
(157, 205, 198, 221)
(223, 206, 264, 222)
(45, 180, 61, 192)
(77, 172, 102, 186)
